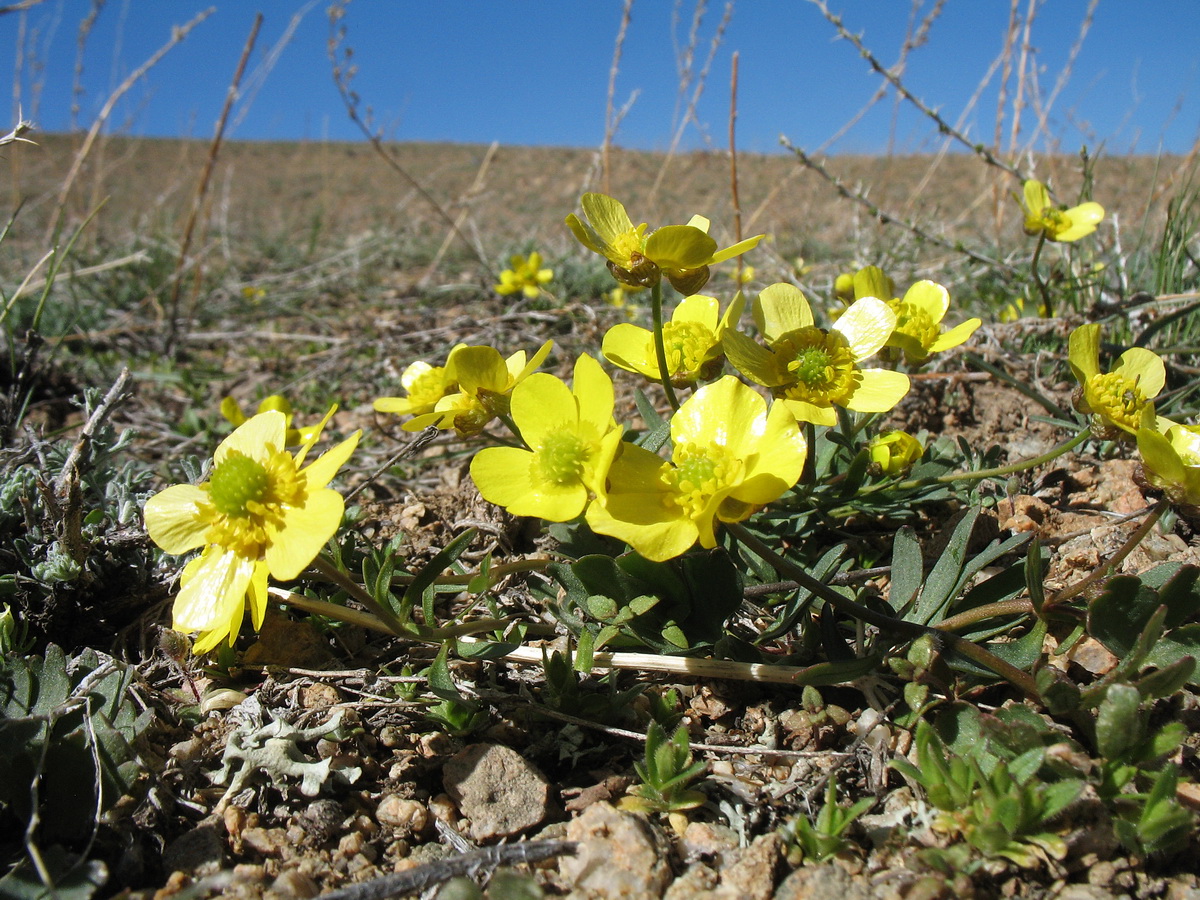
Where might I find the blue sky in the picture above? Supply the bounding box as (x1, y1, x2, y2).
(6, 1, 1198, 155)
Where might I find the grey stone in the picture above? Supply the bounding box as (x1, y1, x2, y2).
(442, 743, 556, 841)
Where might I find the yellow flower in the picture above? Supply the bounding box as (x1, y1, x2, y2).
(885, 280, 981, 365)
(1138, 422, 1200, 510)
(586, 376, 806, 561)
(566, 192, 763, 294)
(470, 354, 623, 522)
(1021, 180, 1104, 243)
(602, 292, 744, 388)
(735, 265, 755, 286)
(144, 409, 360, 654)
(1068, 324, 1165, 438)
(867, 430, 924, 476)
(495, 251, 554, 299)
(405, 340, 553, 435)
(374, 350, 464, 419)
(220, 394, 321, 447)
(722, 283, 911, 426)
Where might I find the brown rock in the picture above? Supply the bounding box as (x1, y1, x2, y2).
(775, 861, 874, 900)
(560, 802, 673, 899)
(442, 743, 555, 841)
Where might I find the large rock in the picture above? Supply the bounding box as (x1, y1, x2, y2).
(442, 743, 555, 841)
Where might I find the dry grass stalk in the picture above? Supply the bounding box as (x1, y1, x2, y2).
(165, 12, 263, 356)
(808, 0, 1027, 184)
(816, 0, 946, 156)
(648, 0, 733, 205)
(69, 0, 105, 132)
(327, 0, 491, 280)
(728, 50, 742, 247)
(425, 140, 499, 287)
(46, 6, 214, 244)
(602, 0, 635, 195)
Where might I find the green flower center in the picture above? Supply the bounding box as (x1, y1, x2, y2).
(1087, 372, 1147, 433)
(534, 429, 589, 486)
(666, 443, 743, 520)
(778, 327, 858, 405)
(208, 452, 269, 517)
(202, 445, 307, 558)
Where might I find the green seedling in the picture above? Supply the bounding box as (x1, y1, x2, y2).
(782, 779, 874, 864)
(892, 720, 1083, 868)
(621, 722, 707, 833)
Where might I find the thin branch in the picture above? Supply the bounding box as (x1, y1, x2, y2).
(47, 7, 214, 243)
(164, 12, 262, 356)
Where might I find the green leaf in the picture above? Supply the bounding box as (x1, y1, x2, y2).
(889, 526, 922, 615)
(1095, 683, 1142, 759)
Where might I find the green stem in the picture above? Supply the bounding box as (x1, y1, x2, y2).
(1030, 231, 1054, 317)
(272, 586, 512, 642)
(727, 522, 1041, 699)
(1046, 499, 1168, 607)
(310, 554, 413, 637)
(390, 556, 552, 585)
(881, 427, 1092, 493)
(650, 281, 680, 411)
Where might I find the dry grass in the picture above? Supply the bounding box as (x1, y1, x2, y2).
(5, 134, 1178, 278)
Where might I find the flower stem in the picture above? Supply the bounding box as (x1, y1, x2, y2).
(727, 522, 1041, 699)
(883, 427, 1092, 493)
(1030, 231, 1054, 317)
(650, 281, 680, 411)
(309, 554, 413, 637)
(1045, 499, 1169, 608)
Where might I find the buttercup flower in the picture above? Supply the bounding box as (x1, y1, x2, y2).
(374, 349, 464, 419)
(470, 354, 623, 522)
(602, 292, 744, 388)
(885, 280, 981, 365)
(1068, 324, 1165, 438)
(722, 283, 911, 426)
(868, 430, 924, 476)
(144, 409, 360, 654)
(404, 340, 553, 435)
(586, 376, 807, 561)
(220, 394, 321, 447)
(1138, 422, 1200, 511)
(1021, 179, 1105, 243)
(495, 252, 554, 299)
(566, 193, 763, 294)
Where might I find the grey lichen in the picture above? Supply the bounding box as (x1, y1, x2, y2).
(213, 707, 360, 811)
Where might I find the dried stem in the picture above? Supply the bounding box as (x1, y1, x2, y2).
(46, 7, 213, 244)
(164, 12, 262, 356)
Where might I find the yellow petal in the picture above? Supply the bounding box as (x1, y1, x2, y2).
(672, 294, 720, 328)
(1054, 202, 1104, 242)
(511, 373, 577, 447)
(300, 431, 360, 491)
(845, 369, 911, 413)
(144, 484, 209, 554)
(709, 233, 765, 265)
(834, 297, 897, 361)
(929, 317, 982, 353)
(901, 281, 949, 322)
(754, 283, 813, 343)
(581, 193, 636, 244)
(852, 266, 894, 302)
(173, 545, 254, 634)
(1068, 324, 1102, 382)
(217, 410, 288, 465)
(722, 329, 788, 387)
(645, 225, 718, 269)
(263, 488, 345, 581)
(1114, 348, 1166, 398)
(602, 322, 659, 378)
